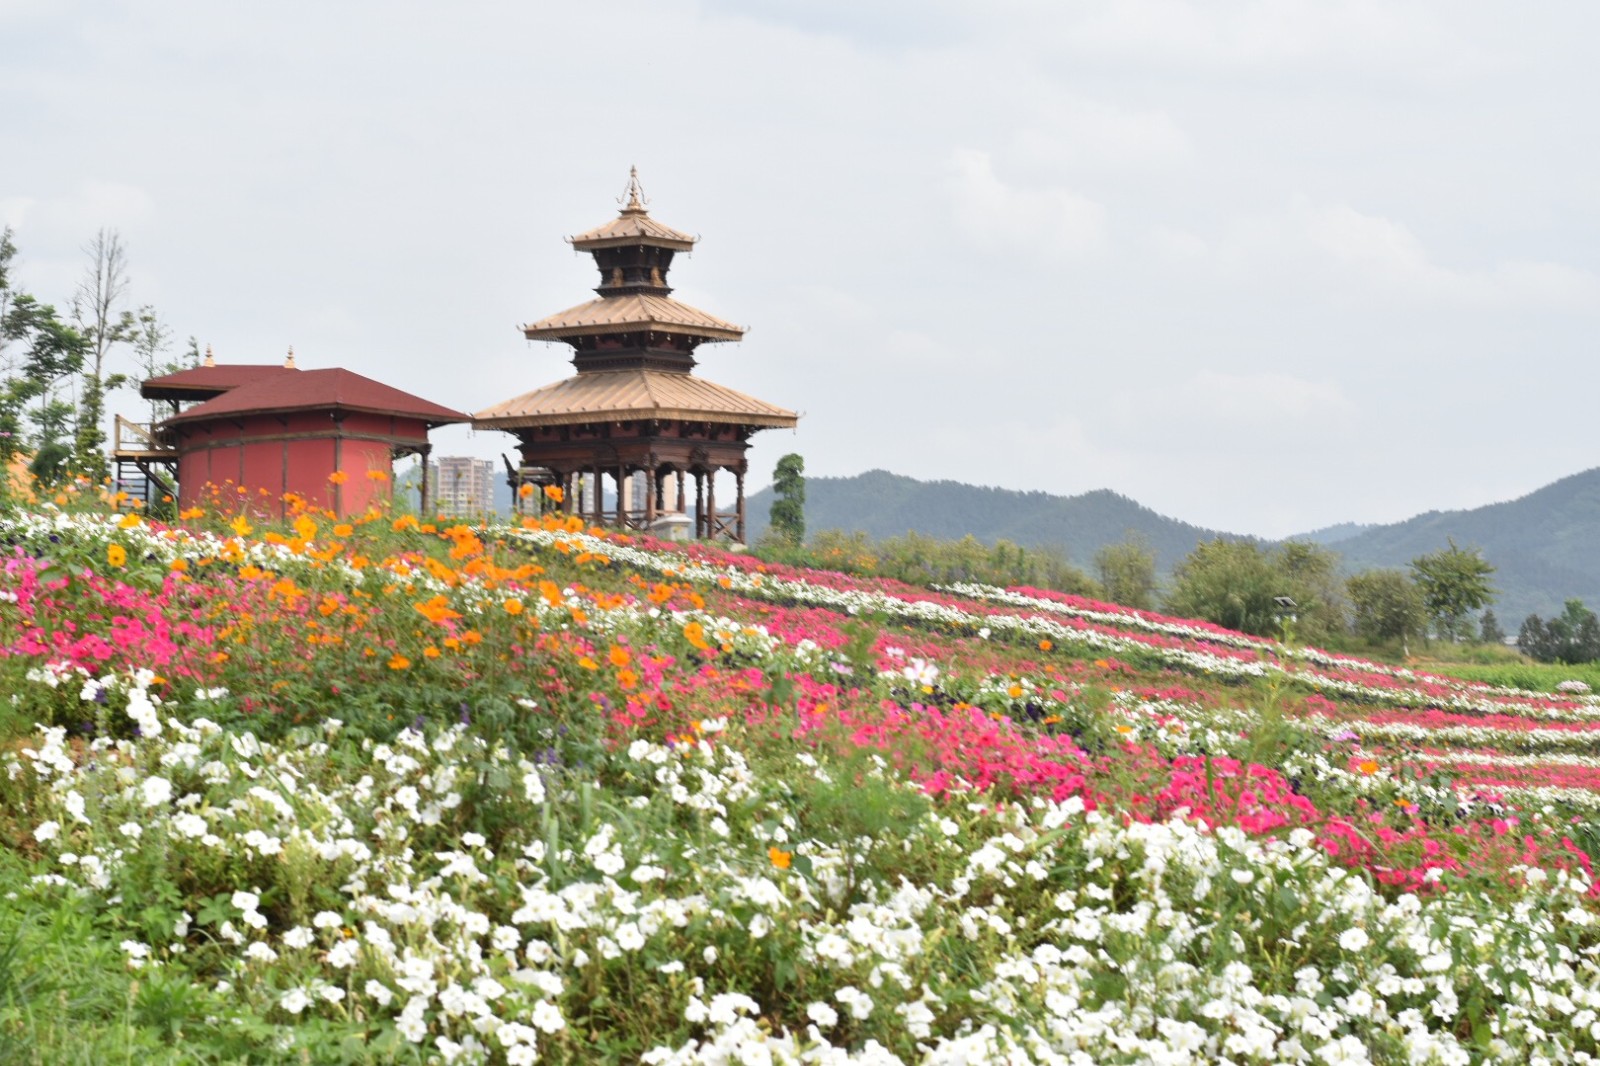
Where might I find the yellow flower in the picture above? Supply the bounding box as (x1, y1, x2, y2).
(117, 513, 142, 530)
(230, 515, 253, 536)
(106, 544, 127, 568)
(366, 469, 388, 482)
(768, 847, 792, 870)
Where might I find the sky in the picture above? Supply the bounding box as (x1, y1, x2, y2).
(3, 0, 1597, 538)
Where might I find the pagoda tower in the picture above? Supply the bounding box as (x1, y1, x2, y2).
(474, 170, 797, 541)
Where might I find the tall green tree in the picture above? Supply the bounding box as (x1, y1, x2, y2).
(70, 229, 135, 480)
(1094, 536, 1157, 610)
(1165, 538, 1346, 641)
(3, 294, 88, 485)
(1518, 600, 1600, 665)
(1347, 568, 1427, 656)
(768, 453, 806, 546)
(1410, 539, 1496, 642)
(0, 227, 21, 479)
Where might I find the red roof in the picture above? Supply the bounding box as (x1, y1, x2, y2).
(141, 364, 297, 400)
(161, 368, 468, 428)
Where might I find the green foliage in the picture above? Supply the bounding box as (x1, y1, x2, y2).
(1411, 538, 1497, 642)
(1479, 608, 1507, 645)
(1518, 599, 1600, 665)
(1347, 568, 1427, 653)
(767, 452, 806, 547)
(1164, 538, 1346, 641)
(1094, 535, 1157, 609)
(784, 528, 1099, 597)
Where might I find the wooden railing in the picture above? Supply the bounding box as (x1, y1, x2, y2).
(113, 416, 172, 456)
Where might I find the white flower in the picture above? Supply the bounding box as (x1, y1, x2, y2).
(33, 821, 59, 843)
(806, 1002, 839, 1029)
(231, 890, 260, 913)
(283, 927, 314, 950)
(836, 986, 874, 1020)
(1338, 927, 1370, 952)
(279, 987, 312, 1015)
(313, 910, 344, 929)
(139, 776, 173, 808)
(365, 980, 394, 1007)
(530, 999, 565, 1034)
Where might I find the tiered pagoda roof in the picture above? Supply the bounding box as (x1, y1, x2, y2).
(476, 168, 795, 433)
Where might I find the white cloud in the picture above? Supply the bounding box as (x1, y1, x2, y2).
(943, 149, 1107, 258)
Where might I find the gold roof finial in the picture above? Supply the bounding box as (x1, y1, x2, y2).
(203, 343, 215, 367)
(619, 165, 648, 213)
(284, 346, 297, 369)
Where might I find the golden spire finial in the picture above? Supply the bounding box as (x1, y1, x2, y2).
(284, 346, 297, 369)
(619, 165, 648, 212)
(203, 343, 215, 367)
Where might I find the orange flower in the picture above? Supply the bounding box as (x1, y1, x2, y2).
(333, 523, 354, 538)
(179, 507, 204, 520)
(106, 544, 127, 568)
(230, 515, 253, 536)
(1357, 759, 1379, 775)
(117, 512, 142, 530)
(1038, 639, 1053, 651)
(366, 469, 388, 482)
(683, 621, 710, 651)
(503, 598, 524, 616)
(608, 645, 631, 668)
(1006, 683, 1023, 699)
(544, 485, 563, 503)
(328, 470, 349, 485)
(518, 483, 535, 499)
(169, 559, 188, 573)
(768, 847, 792, 870)
(388, 654, 411, 670)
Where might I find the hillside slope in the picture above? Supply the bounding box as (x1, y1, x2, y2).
(748, 466, 1600, 623)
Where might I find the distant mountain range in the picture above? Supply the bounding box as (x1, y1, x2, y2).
(746, 467, 1600, 625)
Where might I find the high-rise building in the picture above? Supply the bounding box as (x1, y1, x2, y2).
(430, 456, 497, 517)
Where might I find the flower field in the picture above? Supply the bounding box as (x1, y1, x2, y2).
(4, 492, 1600, 1063)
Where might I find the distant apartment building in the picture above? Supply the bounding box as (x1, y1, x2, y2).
(429, 457, 497, 517)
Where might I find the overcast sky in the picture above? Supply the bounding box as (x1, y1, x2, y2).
(4, 1, 1597, 538)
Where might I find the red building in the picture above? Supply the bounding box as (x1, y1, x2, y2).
(140, 352, 466, 517)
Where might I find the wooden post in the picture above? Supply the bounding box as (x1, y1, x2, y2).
(675, 470, 686, 514)
(694, 472, 705, 538)
(644, 463, 657, 527)
(706, 468, 717, 541)
(736, 469, 746, 543)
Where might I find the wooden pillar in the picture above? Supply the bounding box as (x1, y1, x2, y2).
(705, 468, 717, 541)
(563, 470, 576, 515)
(591, 462, 603, 525)
(418, 444, 432, 517)
(736, 469, 746, 543)
(694, 471, 706, 538)
(644, 463, 657, 526)
(675, 470, 687, 514)
(618, 465, 629, 527)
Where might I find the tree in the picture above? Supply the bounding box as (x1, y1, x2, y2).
(1479, 609, 1506, 646)
(70, 229, 136, 480)
(1095, 535, 1157, 610)
(1165, 538, 1347, 641)
(2, 294, 88, 486)
(1347, 569, 1427, 656)
(1518, 600, 1600, 665)
(1410, 539, 1496, 642)
(768, 453, 806, 546)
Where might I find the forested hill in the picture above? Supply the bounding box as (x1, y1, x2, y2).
(744, 469, 1238, 574)
(1331, 466, 1600, 624)
(746, 466, 1600, 623)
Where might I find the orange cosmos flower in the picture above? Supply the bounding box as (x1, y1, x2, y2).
(387, 654, 411, 670)
(230, 515, 253, 536)
(544, 485, 563, 503)
(683, 621, 710, 651)
(333, 523, 354, 538)
(327, 471, 349, 485)
(503, 599, 524, 616)
(768, 847, 792, 870)
(1357, 760, 1379, 775)
(518, 483, 535, 499)
(366, 469, 388, 482)
(608, 645, 631, 668)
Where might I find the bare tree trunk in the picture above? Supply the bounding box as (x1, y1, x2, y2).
(71, 229, 133, 479)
